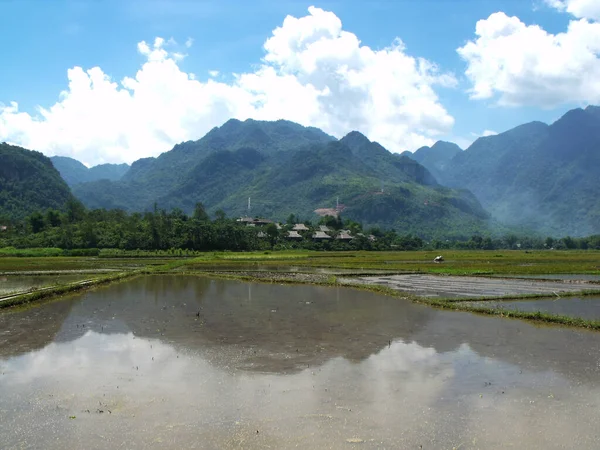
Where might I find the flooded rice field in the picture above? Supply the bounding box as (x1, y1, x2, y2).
(464, 296, 600, 321)
(0, 275, 93, 297)
(491, 274, 600, 283)
(1, 275, 600, 449)
(180, 264, 397, 275)
(344, 273, 592, 298)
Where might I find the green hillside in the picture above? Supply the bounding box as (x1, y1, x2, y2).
(436, 106, 600, 236)
(72, 120, 491, 239)
(51, 156, 129, 186)
(0, 143, 75, 220)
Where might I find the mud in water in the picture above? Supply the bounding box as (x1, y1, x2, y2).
(464, 296, 600, 320)
(0, 275, 93, 296)
(343, 273, 592, 298)
(1, 275, 600, 449)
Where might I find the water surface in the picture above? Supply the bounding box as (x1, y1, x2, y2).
(0, 275, 92, 296)
(1, 275, 600, 449)
(465, 296, 600, 320)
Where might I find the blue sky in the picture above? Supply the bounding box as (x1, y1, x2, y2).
(0, 0, 597, 165)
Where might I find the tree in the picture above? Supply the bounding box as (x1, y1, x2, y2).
(45, 209, 62, 228)
(214, 209, 227, 221)
(193, 202, 210, 221)
(66, 198, 86, 223)
(265, 223, 279, 248)
(28, 212, 45, 233)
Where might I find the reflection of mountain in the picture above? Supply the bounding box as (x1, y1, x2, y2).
(2, 275, 600, 383)
(52, 275, 436, 372)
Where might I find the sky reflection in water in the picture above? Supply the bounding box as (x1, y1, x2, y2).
(1, 275, 600, 449)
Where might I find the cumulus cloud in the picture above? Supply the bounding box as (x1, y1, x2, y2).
(457, 11, 600, 107)
(0, 7, 455, 165)
(545, 0, 600, 21)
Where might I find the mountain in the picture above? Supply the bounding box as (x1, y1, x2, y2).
(410, 141, 462, 181)
(436, 106, 600, 236)
(0, 143, 75, 220)
(51, 156, 129, 186)
(72, 120, 490, 238)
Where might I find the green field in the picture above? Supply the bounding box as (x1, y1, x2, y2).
(177, 249, 600, 275)
(1, 249, 599, 275)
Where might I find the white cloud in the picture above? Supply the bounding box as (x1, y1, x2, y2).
(457, 11, 600, 108)
(185, 37, 194, 48)
(0, 6, 456, 165)
(208, 70, 219, 77)
(545, 0, 600, 21)
(482, 129, 498, 136)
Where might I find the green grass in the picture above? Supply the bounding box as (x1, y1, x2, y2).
(177, 249, 600, 275)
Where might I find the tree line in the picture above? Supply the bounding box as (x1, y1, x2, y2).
(0, 200, 599, 253)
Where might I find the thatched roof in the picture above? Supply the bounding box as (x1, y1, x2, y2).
(336, 232, 353, 240)
(319, 225, 331, 232)
(293, 223, 310, 231)
(257, 231, 267, 238)
(312, 231, 331, 240)
(287, 230, 303, 239)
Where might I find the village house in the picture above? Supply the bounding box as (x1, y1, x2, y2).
(312, 231, 331, 241)
(286, 230, 303, 240)
(237, 217, 274, 226)
(319, 225, 331, 232)
(0, 225, 7, 232)
(292, 223, 310, 232)
(336, 231, 353, 241)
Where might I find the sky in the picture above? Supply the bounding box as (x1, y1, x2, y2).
(0, 0, 599, 166)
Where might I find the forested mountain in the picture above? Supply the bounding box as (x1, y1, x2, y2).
(431, 106, 600, 236)
(72, 119, 490, 238)
(0, 143, 75, 220)
(51, 156, 129, 186)
(408, 141, 462, 181)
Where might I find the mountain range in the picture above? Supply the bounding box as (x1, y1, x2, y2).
(2, 105, 599, 237)
(413, 106, 600, 236)
(69, 119, 489, 238)
(50, 156, 129, 186)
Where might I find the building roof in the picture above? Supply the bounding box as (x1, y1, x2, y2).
(312, 231, 331, 239)
(237, 217, 273, 225)
(287, 230, 303, 239)
(336, 232, 353, 240)
(257, 231, 267, 238)
(292, 223, 310, 231)
(319, 225, 331, 232)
